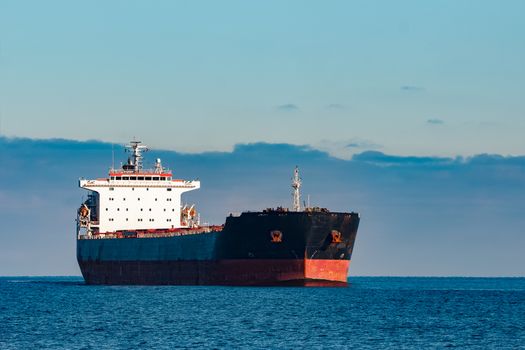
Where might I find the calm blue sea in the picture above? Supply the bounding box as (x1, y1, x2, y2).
(1, 277, 524, 349)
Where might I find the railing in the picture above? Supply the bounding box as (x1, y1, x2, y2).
(78, 225, 224, 240)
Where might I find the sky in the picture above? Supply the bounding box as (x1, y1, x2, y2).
(0, 1, 524, 276)
(1, 0, 524, 158)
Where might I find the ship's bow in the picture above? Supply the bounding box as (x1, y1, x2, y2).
(216, 211, 360, 286)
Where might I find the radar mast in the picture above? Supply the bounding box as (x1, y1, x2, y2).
(125, 140, 149, 172)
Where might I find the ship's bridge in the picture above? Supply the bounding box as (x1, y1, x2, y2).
(77, 141, 201, 236)
(109, 171, 172, 182)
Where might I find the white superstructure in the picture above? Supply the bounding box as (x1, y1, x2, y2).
(77, 141, 200, 236)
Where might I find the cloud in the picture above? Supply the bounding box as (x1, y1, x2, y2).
(317, 138, 382, 159)
(326, 103, 345, 110)
(352, 150, 454, 166)
(345, 140, 382, 150)
(1, 136, 525, 277)
(427, 118, 444, 125)
(276, 104, 299, 112)
(400, 85, 425, 92)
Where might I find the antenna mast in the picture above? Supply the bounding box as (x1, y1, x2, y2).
(291, 166, 302, 212)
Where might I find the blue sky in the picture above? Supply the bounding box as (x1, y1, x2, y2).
(0, 2, 524, 276)
(1, 1, 524, 157)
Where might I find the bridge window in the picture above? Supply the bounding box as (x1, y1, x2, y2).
(160, 178, 166, 181)
(145, 177, 152, 181)
(130, 177, 136, 180)
(116, 177, 121, 180)
(138, 177, 144, 181)
(122, 177, 129, 180)
(153, 177, 159, 181)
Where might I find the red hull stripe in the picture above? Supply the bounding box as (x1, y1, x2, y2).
(305, 259, 350, 282)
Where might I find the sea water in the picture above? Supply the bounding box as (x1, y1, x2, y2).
(1, 277, 524, 349)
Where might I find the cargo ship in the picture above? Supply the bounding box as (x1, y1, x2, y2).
(76, 141, 360, 286)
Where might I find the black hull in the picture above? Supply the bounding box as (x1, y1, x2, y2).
(77, 211, 360, 285)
